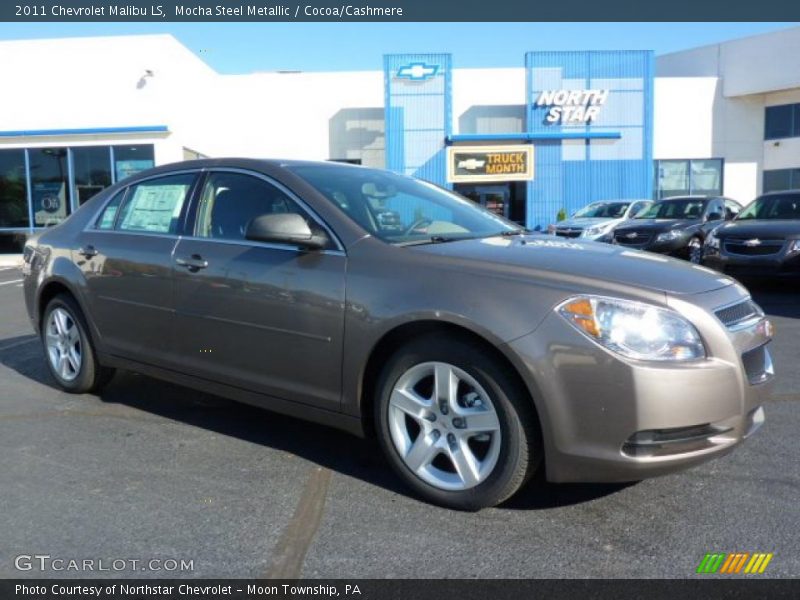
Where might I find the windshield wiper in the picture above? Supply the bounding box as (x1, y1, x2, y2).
(499, 228, 528, 237)
(397, 235, 466, 247)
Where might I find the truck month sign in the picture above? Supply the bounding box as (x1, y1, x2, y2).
(447, 145, 534, 183)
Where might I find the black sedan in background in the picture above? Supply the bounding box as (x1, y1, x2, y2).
(612, 196, 742, 263)
(703, 190, 800, 277)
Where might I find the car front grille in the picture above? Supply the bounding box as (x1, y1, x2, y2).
(724, 238, 784, 256)
(714, 299, 761, 329)
(555, 228, 583, 238)
(614, 231, 653, 246)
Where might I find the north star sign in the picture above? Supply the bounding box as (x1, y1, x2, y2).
(396, 62, 439, 81)
(536, 89, 609, 124)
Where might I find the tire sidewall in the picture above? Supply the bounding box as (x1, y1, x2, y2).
(375, 335, 535, 510)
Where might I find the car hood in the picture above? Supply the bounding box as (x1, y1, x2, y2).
(615, 218, 699, 232)
(715, 220, 800, 239)
(556, 217, 614, 229)
(412, 235, 733, 295)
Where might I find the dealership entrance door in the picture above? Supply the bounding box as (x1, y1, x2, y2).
(453, 183, 526, 225)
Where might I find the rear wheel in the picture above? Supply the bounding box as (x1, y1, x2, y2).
(375, 335, 539, 510)
(42, 294, 115, 393)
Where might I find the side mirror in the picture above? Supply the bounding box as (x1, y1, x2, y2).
(245, 213, 328, 250)
(706, 212, 723, 222)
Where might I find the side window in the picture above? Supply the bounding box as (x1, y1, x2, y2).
(195, 172, 306, 241)
(628, 201, 648, 217)
(706, 199, 724, 220)
(116, 173, 195, 234)
(724, 200, 740, 219)
(95, 189, 126, 230)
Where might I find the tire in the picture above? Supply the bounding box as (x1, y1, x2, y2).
(687, 236, 703, 264)
(375, 334, 540, 510)
(41, 293, 115, 393)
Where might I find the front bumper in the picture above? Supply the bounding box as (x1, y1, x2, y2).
(703, 247, 800, 277)
(505, 286, 773, 483)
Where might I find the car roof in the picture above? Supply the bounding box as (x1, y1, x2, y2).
(587, 199, 650, 203)
(655, 195, 718, 202)
(132, 157, 372, 178)
(759, 189, 800, 197)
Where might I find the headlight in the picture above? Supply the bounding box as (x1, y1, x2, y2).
(557, 295, 706, 361)
(655, 230, 682, 242)
(789, 240, 800, 253)
(583, 223, 612, 237)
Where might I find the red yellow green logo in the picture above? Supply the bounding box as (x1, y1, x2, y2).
(696, 552, 773, 574)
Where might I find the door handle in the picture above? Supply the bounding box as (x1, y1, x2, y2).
(175, 254, 208, 271)
(78, 245, 98, 258)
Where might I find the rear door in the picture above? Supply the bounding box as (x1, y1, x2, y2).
(170, 169, 346, 411)
(75, 171, 199, 363)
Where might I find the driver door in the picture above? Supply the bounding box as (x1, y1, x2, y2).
(171, 170, 346, 411)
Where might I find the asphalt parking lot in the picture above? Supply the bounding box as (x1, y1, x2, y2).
(0, 265, 798, 579)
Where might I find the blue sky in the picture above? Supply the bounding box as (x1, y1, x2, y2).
(0, 22, 797, 73)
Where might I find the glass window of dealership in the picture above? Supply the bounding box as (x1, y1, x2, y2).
(0, 144, 154, 250)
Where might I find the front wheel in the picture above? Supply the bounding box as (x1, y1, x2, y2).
(375, 335, 539, 510)
(687, 236, 703, 264)
(42, 294, 115, 393)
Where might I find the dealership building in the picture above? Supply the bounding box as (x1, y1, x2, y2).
(1, 26, 800, 253)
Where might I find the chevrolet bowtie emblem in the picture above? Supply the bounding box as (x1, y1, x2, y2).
(396, 62, 439, 81)
(457, 159, 485, 170)
(626, 232, 638, 239)
(743, 238, 762, 247)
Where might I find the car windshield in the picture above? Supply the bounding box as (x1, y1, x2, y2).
(637, 198, 707, 220)
(736, 194, 800, 220)
(288, 164, 520, 244)
(572, 202, 629, 219)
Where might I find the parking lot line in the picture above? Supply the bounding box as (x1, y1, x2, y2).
(0, 336, 37, 352)
(0, 279, 23, 286)
(263, 466, 332, 579)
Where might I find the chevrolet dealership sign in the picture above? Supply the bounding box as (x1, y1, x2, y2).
(447, 145, 534, 183)
(395, 62, 439, 81)
(536, 89, 609, 124)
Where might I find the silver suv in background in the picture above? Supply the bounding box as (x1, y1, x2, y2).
(553, 199, 652, 241)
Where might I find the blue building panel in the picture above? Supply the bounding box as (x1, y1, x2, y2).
(525, 51, 654, 230)
(384, 53, 452, 187)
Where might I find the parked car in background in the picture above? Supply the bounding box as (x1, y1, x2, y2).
(612, 196, 742, 263)
(703, 190, 800, 277)
(553, 199, 652, 241)
(22, 159, 772, 510)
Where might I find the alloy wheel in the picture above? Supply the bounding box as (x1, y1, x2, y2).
(688, 237, 703, 264)
(45, 307, 82, 382)
(387, 361, 502, 491)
